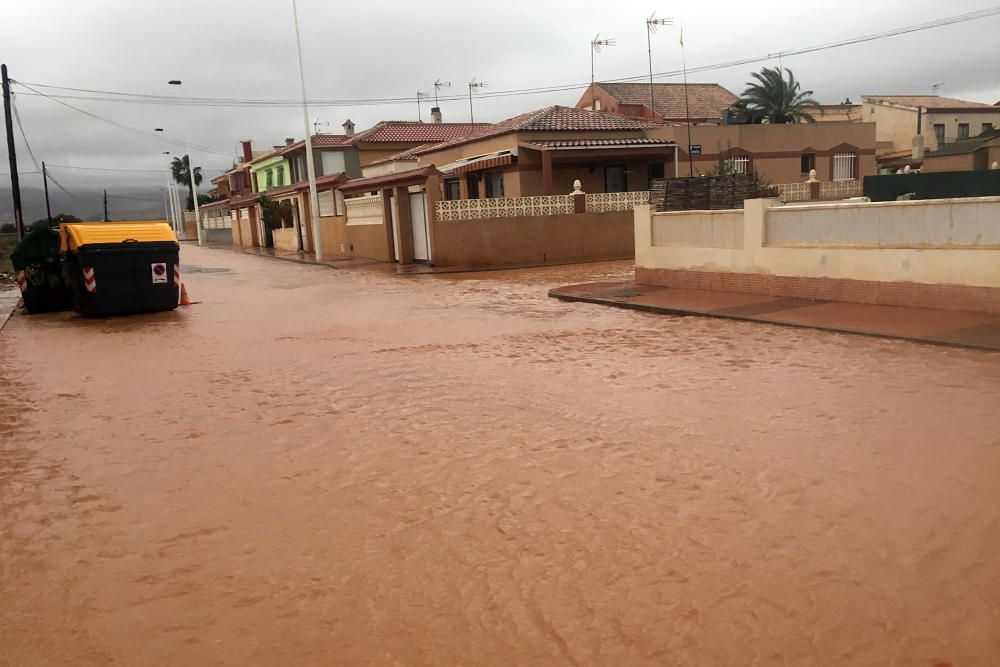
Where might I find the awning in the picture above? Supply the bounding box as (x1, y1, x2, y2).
(452, 153, 513, 174)
(526, 138, 676, 151)
(439, 150, 515, 175)
(339, 165, 443, 194)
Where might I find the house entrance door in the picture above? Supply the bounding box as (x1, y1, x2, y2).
(408, 191, 430, 262)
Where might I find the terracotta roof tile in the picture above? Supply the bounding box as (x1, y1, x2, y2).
(414, 106, 660, 155)
(365, 143, 434, 166)
(529, 138, 673, 148)
(353, 121, 488, 144)
(594, 82, 738, 120)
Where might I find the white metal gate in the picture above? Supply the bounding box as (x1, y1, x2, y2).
(409, 192, 430, 262)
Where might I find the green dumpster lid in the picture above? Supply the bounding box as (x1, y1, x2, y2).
(10, 228, 61, 262)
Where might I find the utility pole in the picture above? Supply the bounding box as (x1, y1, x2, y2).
(2, 63, 24, 240)
(103, 189, 109, 222)
(42, 161, 52, 225)
(291, 0, 323, 261)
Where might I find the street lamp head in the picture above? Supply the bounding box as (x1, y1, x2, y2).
(154, 128, 164, 132)
(168, 80, 182, 85)
(162, 151, 171, 155)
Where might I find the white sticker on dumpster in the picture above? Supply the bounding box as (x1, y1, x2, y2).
(151, 262, 168, 283)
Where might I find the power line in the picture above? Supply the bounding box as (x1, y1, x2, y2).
(11, 93, 77, 198)
(14, 81, 234, 157)
(106, 193, 165, 203)
(45, 163, 230, 173)
(11, 7, 1000, 109)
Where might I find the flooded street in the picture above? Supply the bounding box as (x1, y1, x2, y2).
(2, 244, 999, 666)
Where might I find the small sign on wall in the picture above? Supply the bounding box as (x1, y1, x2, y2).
(689, 144, 702, 156)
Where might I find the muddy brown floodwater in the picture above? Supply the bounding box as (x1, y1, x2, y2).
(2, 246, 999, 666)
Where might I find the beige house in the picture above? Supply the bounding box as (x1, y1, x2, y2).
(862, 95, 1000, 170)
(645, 121, 876, 183)
(922, 130, 1000, 173)
(412, 106, 672, 198)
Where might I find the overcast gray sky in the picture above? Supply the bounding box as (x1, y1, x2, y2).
(3, 0, 999, 198)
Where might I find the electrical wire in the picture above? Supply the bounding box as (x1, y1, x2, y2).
(11, 7, 1000, 109)
(11, 92, 77, 198)
(45, 163, 230, 173)
(14, 82, 234, 157)
(106, 193, 166, 203)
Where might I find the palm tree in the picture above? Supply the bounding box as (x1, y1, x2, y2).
(170, 155, 203, 210)
(736, 67, 820, 124)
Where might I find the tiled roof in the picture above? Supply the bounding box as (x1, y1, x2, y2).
(353, 121, 488, 144)
(863, 95, 997, 110)
(413, 106, 660, 155)
(594, 82, 738, 119)
(339, 165, 443, 193)
(365, 143, 434, 166)
(529, 138, 673, 148)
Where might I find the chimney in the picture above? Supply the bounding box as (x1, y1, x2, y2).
(342, 118, 355, 136)
(240, 139, 253, 162)
(430, 107, 442, 124)
(285, 137, 295, 146)
(912, 134, 925, 161)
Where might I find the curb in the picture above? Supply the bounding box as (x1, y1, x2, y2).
(549, 288, 1000, 353)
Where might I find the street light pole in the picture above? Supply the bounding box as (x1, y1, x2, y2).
(166, 81, 203, 246)
(163, 151, 179, 234)
(291, 0, 323, 261)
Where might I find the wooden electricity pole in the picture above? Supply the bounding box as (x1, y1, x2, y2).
(2, 63, 24, 240)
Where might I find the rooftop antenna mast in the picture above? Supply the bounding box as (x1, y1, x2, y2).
(931, 82, 945, 94)
(590, 33, 616, 111)
(646, 13, 674, 118)
(468, 78, 487, 122)
(313, 118, 329, 134)
(433, 79, 451, 107)
(416, 90, 429, 121)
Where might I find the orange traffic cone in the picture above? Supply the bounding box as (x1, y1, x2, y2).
(179, 283, 191, 306)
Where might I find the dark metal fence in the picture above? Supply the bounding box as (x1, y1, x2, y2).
(864, 170, 1000, 202)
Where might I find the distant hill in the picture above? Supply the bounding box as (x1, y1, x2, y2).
(0, 185, 166, 224)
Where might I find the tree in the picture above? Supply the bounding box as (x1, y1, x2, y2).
(735, 67, 820, 124)
(170, 155, 203, 211)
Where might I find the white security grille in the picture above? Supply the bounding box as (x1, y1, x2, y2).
(725, 156, 750, 175)
(833, 153, 856, 181)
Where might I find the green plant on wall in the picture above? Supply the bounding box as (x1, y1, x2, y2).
(258, 196, 293, 230)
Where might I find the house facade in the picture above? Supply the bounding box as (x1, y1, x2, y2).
(576, 82, 737, 124)
(412, 106, 673, 199)
(646, 121, 878, 183)
(922, 129, 1000, 173)
(862, 95, 1000, 171)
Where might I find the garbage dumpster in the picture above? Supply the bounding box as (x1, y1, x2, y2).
(61, 222, 180, 317)
(10, 227, 70, 314)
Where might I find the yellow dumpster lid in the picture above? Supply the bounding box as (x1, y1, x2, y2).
(60, 221, 178, 251)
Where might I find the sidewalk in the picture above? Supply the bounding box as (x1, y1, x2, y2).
(550, 281, 1000, 351)
(0, 287, 19, 332)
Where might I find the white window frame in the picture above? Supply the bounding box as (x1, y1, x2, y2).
(317, 190, 335, 217)
(724, 155, 750, 175)
(832, 152, 856, 181)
